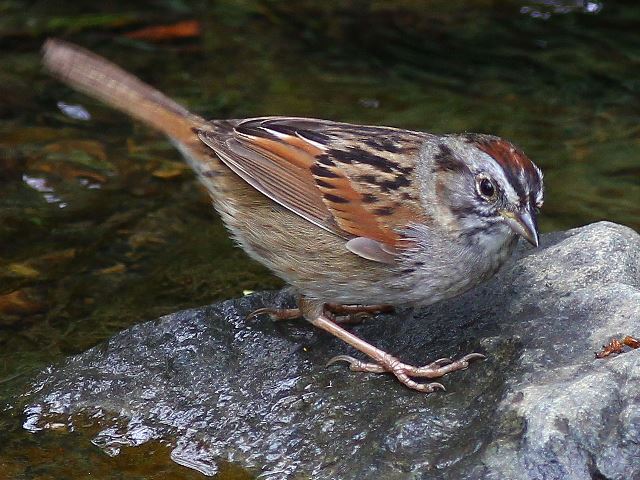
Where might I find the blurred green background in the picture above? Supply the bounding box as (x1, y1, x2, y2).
(0, 0, 638, 478)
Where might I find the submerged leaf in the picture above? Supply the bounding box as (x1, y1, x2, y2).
(124, 20, 200, 41)
(0, 288, 46, 317)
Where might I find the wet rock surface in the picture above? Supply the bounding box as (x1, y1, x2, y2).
(23, 222, 640, 479)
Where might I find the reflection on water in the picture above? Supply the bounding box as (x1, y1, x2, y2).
(0, 0, 638, 478)
(22, 174, 68, 207)
(56, 101, 92, 121)
(520, 0, 603, 18)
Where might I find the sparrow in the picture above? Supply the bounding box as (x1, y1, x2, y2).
(42, 39, 543, 393)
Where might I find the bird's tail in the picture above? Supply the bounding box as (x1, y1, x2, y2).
(42, 38, 205, 144)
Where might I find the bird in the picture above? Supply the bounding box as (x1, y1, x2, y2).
(42, 39, 543, 393)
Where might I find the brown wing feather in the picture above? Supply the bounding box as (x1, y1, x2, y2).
(198, 132, 334, 233)
(197, 117, 430, 250)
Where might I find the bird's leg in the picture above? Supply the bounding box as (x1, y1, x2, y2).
(248, 301, 392, 324)
(299, 298, 484, 393)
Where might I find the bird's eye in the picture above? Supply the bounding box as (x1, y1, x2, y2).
(477, 177, 496, 199)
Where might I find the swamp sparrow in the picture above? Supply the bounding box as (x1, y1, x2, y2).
(42, 39, 543, 393)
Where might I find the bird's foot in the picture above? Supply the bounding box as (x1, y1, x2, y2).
(325, 303, 393, 323)
(327, 352, 485, 393)
(247, 302, 393, 324)
(245, 307, 302, 321)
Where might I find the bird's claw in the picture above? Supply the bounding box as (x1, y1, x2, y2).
(326, 351, 485, 393)
(245, 307, 269, 321)
(326, 354, 360, 368)
(246, 307, 302, 322)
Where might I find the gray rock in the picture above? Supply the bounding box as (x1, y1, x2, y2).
(23, 222, 640, 479)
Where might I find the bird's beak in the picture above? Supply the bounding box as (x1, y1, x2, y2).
(501, 208, 539, 247)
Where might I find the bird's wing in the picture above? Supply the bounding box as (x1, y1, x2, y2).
(197, 117, 429, 263)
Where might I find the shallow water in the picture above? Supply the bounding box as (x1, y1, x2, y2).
(0, 0, 638, 477)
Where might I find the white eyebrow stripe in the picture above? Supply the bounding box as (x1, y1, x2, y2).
(480, 152, 520, 204)
(533, 164, 544, 205)
(501, 177, 520, 204)
(474, 144, 544, 208)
